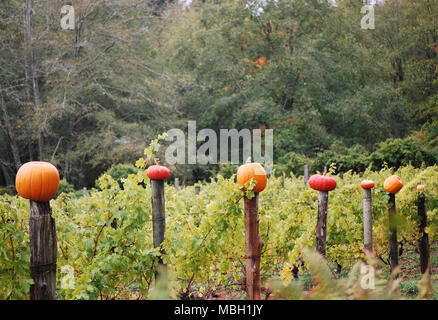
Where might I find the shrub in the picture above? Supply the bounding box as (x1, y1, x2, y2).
(55, 179, 76, 198)
(312, 143, 370, 174)
(0, 185, 16, 196)
(274, 152, 312, 177)
(212, 162, 239, 180)
(370, 137, 436, 169)
(96, 164, 138, 189)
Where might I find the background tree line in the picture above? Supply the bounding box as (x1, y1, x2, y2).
(0, 0, 437, 192)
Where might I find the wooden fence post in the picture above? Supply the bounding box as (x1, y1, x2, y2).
(195, 186, 200, 196)
(417, 190, 430, 274)
(304, 164, 309, 186)
(151, 179, 166, 270)
(388, 194, 398, 271)
(316, 191, 328, 258)
(83, 187, 87, 198)
(174, 178, 179, 192)
(29, 201, 57, 300)
(363, 188, 373, 254)
(244, 193, 263, 300)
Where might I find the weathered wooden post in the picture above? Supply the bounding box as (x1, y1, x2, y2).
(83, 187, 87, 198)
(174, 178, 179, 192)
(388, 194, 398, 270)
(244, 193, 262, 300)
(151, 179, 165, 260)
(361, 180, 375, 254)
(29, 201, 57, 300)
(15, 161, 60, 300)
(237, 158, 267, 300)
(304, 164, 309, 186)
(308, 174, 337, 258)
(147, 162, 171, 273)
(384, 175, 403, 272)
(195, 185, 200, 196)
(416, 185, 430, 274)
(316, 190, 328, 257)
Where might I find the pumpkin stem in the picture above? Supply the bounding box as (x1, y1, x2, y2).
(246, 157, 252, 164)
(154, 158, 159, 166)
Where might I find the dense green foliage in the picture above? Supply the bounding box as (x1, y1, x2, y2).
(0, 0, 437, 187)
(275, 136, 438, 176)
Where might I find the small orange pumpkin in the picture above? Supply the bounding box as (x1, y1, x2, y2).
(237, 158, 267, 193)
(361, 179, 375, 189)
(15, 161, 60, 202)
(417, 185, 425, 192)
(257, 56, 267, 65)
(384, 175, 403, 194)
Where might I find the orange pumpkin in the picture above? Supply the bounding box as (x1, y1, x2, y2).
(384, 175, 403, 194)
(308, 174, 336, 192)
(237, 160, 267, 193)
(361, 179, 375, 189)
(147, 165, 170, 180)
(257, 56, 267, 65)
(417, 185, 425, 192)
(15, 161, 60, 202)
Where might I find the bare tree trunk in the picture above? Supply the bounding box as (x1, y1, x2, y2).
(25, 0, 44, 160)
(75, 19, 83, 58)
(0, 89, 21, 170)
(1, 164, 13, 186)
(22, 9, 32, 100)
(316, 191, 328, 258)
(244, 194, 263, 300)
(28, 142, 33, 160)
(44, 0, 52, 30)
(363, 188, 373, 254)
(63, 158, 69, 179)
(29, 201, 57, 300)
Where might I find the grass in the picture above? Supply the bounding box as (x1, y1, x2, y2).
(205, 241, 438, 300)
(295, 241, 438, 299)
(399, 280, 419, 297)
(387, 240, 438, 299)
